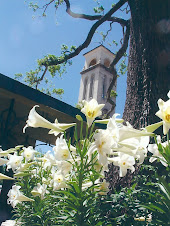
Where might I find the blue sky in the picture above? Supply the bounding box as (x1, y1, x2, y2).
(0, 0, 130, 117)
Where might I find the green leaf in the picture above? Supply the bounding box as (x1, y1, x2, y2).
(141, 203, 165, 213)
(60, 190, 79, 203)
(158, 176, 170, 200)
(69, 181, 81, 194)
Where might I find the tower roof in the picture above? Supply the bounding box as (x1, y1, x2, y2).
(83, 45, 114, 56)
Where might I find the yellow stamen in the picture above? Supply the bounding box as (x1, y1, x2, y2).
(165, 114, 170, 122)
(98, 141, 106, 153)
(98, 141, 105, 149)
(87, 111, 95, 118)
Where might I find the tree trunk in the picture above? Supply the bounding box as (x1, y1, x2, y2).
(123, 0, 170, 129)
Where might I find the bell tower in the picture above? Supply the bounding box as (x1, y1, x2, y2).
(78, 45, 117, 116)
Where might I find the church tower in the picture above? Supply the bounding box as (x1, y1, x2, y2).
(78, 45, 116, 116)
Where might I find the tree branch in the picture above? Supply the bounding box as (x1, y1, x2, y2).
(42, 0, 128, 67)
(105, 67, 117, 118)
(105, 22, 130, 118)
(110, 16, 128, 26)
(38, 0, 55, 15)
(99, 21, 114, 45)
(64, 0, 128, 26)
(35, 66, 48, 89)
(110, 22, 130, 68)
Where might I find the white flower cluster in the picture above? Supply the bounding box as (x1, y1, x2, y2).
(0, 92, 169, 221)
(89, 114, 152, 177)
(82, 96, 170, 177)
(0, 135, 79, 206)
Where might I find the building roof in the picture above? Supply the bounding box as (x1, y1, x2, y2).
(0, 73, 85, 146)
(0, 73, 82, 119)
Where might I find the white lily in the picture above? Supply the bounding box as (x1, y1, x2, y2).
(119, 123, 153, 142)
(81, 99, 105, 127)
(117, 135, 149, 164)
(7, 185, 34, 208)
(39, 151, 56, 170)
(155, 90, 170, 134)
(148, 136, 168, 167)
(23, 105, 61, 134)
(0, 148, 16, 157)
(15, 162, 36, 173)
(56, 160, 72, 176)
(93, 129, 113, 165)
(50, 169, 67, 190)
(23, 146, 36, 161)
(107, 116, 120, 147)
(49, 118, 76, 136)
(31, 183, 49, 200)
(0, 157, 8, 166)
(53, 135, 70, 161)
(134, 136, 149, 164)
(0, 173, 14, 180)
(23, 105, 76, 136)
(108, 153, 135, 177)
(7, 153, 23, 172)
(94, 129, 113, 155)
(117, 137, 140, 153)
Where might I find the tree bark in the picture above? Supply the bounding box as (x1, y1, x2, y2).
(123, 0, 170, 129)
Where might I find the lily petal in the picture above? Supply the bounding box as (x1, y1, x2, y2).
(119, 127, 153, 142)
(17, 194, 34, 202)
(0, 148, 16, 157)
(0, 173, 14, 180)
(145, 121, 163, 132)
(0, 158, 8, 166)
(58, 122, 76, 130)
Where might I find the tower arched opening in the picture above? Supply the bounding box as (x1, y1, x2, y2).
(89, 59, 97, 67)
(102, 75, 107, 99)
(89, 75, 94, 99)
(104, 58, 110, 68)
(83, 77, 88, 100)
